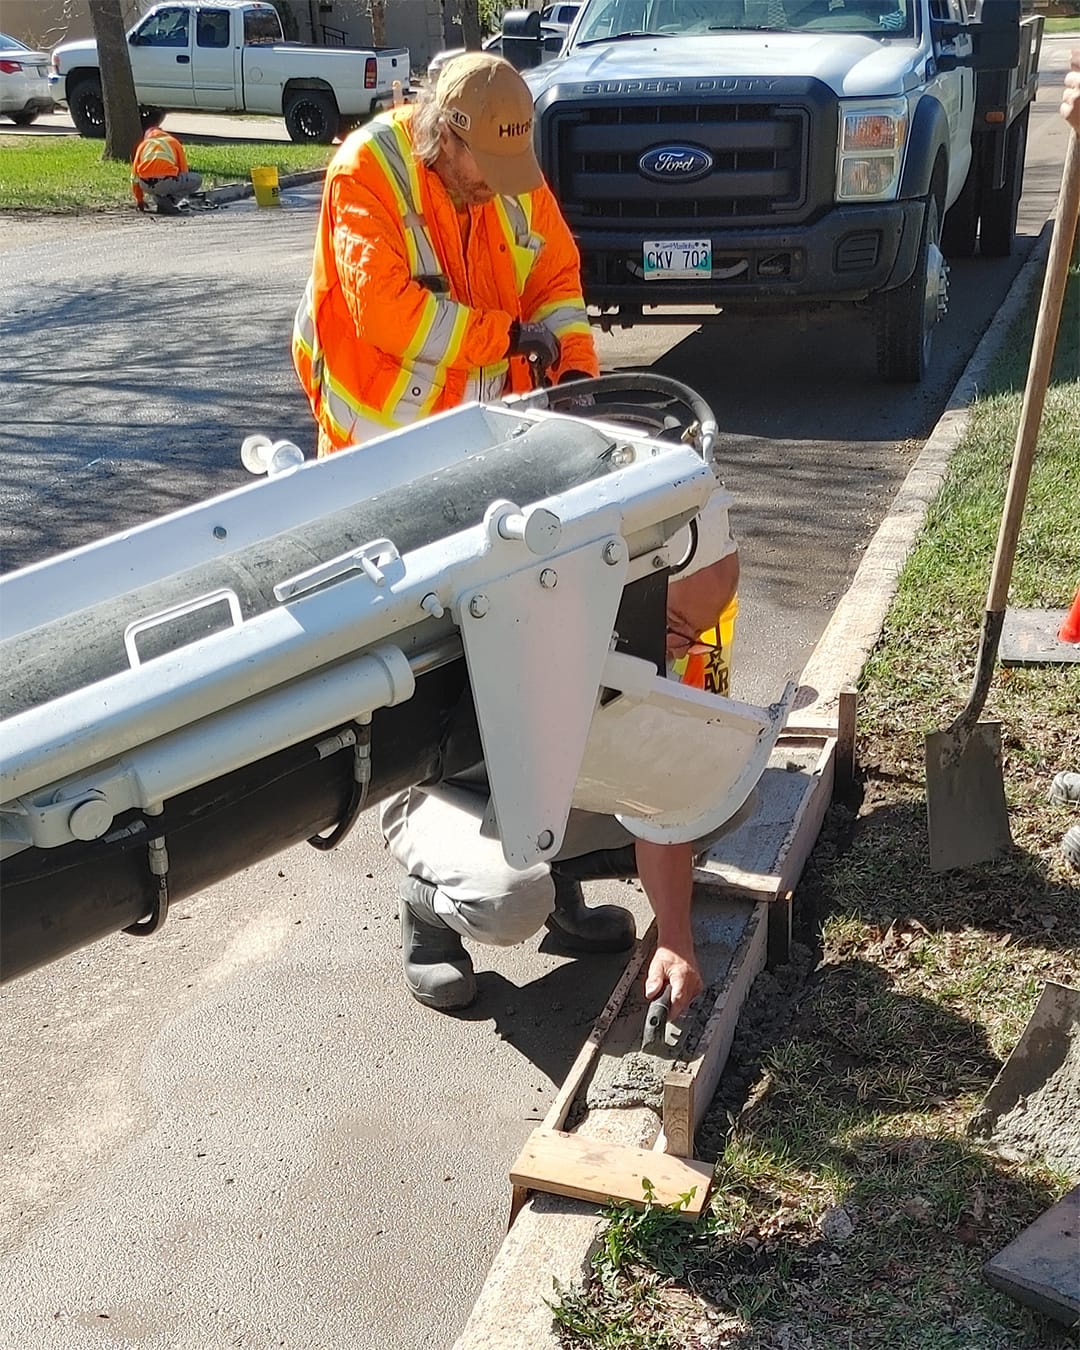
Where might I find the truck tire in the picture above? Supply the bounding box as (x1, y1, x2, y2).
(979, 108, 1028, 258)
(9, 111, 40, 126)
(874, 192, 948, 384)
(284, 89, 339, 144)
(68, 74, 105, 138)
(140, 106, 166, 129)
(942, 160, 979, 259)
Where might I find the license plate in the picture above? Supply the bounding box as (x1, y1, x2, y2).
(643, 240, 711, 281)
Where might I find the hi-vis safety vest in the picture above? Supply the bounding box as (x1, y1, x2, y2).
(131, 129, 188, 208)
(292, 106, 598, 454)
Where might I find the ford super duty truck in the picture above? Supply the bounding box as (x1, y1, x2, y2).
(505, 0, 1041, 380)
(52, 0, 410, 144)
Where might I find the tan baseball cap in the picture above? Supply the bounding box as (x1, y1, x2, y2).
(434, 53, 543, 197)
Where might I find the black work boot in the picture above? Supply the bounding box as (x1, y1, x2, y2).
(544, 872, 636, 953)
(399, 877, 477, 1011)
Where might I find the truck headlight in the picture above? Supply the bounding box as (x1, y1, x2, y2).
(836, 99, 908, 202)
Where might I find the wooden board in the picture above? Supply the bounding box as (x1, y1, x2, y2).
(510, 1129, 714, 1219)
(693, 735, 836, 902)
(983, 1185, 1080, 1326)
(657, 900, 768, 1157)
(999, 607, 1080, 666)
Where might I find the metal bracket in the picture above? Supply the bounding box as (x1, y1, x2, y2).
(124, 588, 242, 669)
(274, 539, 404, 603)
(457, 502, 628, 869)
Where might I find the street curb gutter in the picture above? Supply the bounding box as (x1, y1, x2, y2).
(452, 218, 1057, 1350)
(203, 167, 326, 206)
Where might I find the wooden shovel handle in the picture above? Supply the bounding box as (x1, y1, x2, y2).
(986, 132, 1080, 614)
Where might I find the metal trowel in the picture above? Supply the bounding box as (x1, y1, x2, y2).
(642, 985, 672, 1053)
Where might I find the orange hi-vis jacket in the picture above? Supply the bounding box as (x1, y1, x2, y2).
(293, 106, 598, 454)
(131, 128, 190, 208)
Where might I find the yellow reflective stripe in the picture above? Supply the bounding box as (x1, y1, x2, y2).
(293, 280, 391, 437)
(384, 290, 439, 414)
(365, 133, 421, 276)
(530, 297, 591, 338)
(425, 304, 470, 413)
(493, 196, 541, 291)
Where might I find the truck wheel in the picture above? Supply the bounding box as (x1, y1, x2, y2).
(68, 75, 105, 138)
(284, 90, 339, 144)
(874, 193, 949, 384)
(140, 106, 165, 129)
(942, 160, 978, 259)
(979, 109, 1028, 258)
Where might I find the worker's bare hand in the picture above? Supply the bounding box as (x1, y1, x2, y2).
(645, 944, 704, 1021)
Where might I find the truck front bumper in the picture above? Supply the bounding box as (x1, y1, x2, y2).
(578, 199, 926, 316)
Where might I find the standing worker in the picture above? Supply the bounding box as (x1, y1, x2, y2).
(131, 126, 202, 216)
(291, 53, 598, 455)
(292, 53, 742, 1024)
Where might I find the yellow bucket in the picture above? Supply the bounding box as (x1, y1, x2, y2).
(250, 164, 280, 208)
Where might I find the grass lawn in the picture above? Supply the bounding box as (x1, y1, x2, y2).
(550, 252, 1080, 1349)
(0, 136, 331, 212)
(1043, 16, 1080, 33)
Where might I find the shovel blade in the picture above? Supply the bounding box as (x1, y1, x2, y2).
(926, 722, 1012, 872)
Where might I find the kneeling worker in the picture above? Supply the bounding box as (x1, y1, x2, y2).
(131, 126, 202, 216)
(291, 53, 738, 1023)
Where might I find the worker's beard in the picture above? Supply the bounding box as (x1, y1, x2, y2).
(433, 138, 495, 208)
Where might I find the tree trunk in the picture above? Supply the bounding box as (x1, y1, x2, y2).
(460, 0, 483, 48)
(370, 0, 387, 46)
(88, 0, 143, 161)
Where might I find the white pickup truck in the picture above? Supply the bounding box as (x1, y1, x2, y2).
(51, 0, 410, 143)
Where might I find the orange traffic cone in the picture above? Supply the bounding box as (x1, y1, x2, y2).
(1059, 585, 1080, 644)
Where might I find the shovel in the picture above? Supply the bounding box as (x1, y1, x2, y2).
(926, 133, 1080, 872)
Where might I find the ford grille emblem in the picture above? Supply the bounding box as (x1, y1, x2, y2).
(639, 145, 713, 183)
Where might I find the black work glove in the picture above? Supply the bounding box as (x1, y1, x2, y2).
(508, 320, 561, 374)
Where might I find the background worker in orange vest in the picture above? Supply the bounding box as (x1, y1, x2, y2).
(292, 53, 599, 456)
(131, 126, 202, 217)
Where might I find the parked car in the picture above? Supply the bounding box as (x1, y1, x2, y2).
(51, 0, 410, 144)
(0, 32, 55, 125)
(539, 3, 581, 31)
(426, 26, 564, 81)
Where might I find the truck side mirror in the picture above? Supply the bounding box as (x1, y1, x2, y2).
(968, 0, 1021, 72)
(501, 9, 543, 70)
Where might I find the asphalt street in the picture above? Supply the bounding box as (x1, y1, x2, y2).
(0, 39, 1076, 1349)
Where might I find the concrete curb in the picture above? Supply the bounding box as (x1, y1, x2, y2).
(451, 220, 1058, 1350)
(203, 167, 326, 206)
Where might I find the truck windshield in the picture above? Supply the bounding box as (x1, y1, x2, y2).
(574, 0, 912, 41)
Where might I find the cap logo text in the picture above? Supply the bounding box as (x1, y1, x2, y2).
(499, 119, 532, 138)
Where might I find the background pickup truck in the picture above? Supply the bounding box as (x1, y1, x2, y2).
(51, 0, 410, 144)
(507, 0, 1041, 382)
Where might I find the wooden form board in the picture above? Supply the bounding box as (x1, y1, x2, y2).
(983, 1185, 1080, 1326)
(693, 733, 836, 903)
(510, 1129, 714, 1219)
(657, 901, 769, 1158)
